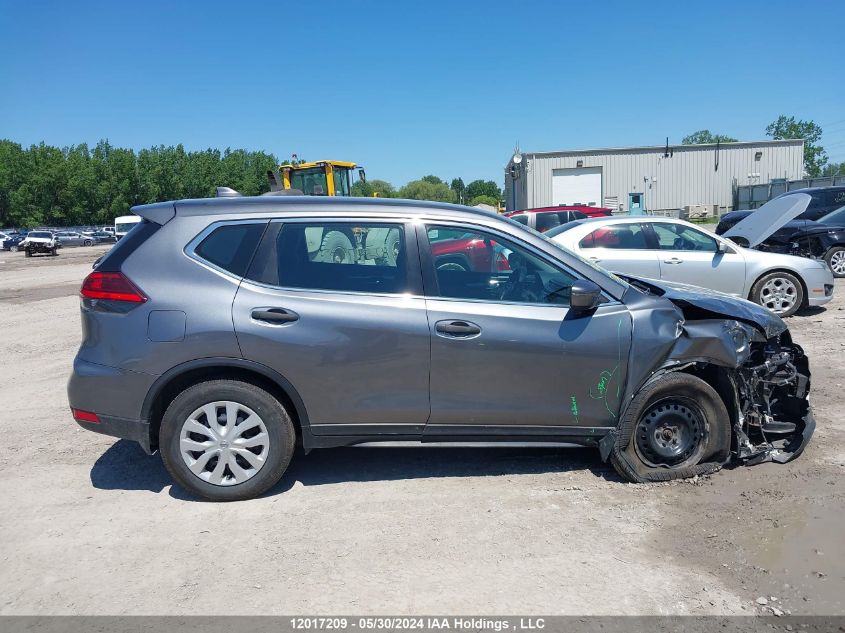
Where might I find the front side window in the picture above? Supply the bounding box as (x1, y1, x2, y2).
(247, 222, 408, 294)
(652, 223, 717, 252)
(579, 223, 648, 249)
(426, 225, 576, 305)
(820, 205, 845, 225)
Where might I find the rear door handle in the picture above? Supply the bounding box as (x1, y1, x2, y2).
(251, 308, 299, 324)
(435, 320, 481, 338)
(663, 257, 683, 264)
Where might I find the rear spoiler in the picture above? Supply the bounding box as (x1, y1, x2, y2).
(130, 202, 176, 226)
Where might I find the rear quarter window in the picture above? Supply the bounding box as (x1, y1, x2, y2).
(194, 223, 266, 277)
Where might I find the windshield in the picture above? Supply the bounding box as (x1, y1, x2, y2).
(819, 205, 845, 226)
(498, 214, 630, 289)
(29, 232, 51, 238)
(290, 167, 329, 196)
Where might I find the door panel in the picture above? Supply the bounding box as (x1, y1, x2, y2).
(578, 223, 661, 279)
(233, 285, 431, 430)
(651, 223, 746, 296)
(422, 222, 632, 430)
(426, 300, 632, 428)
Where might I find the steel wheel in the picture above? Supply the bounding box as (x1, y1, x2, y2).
(634, 398, 708, 469)
(179, 401, 270, 486)
(759, 276, 798, 314)
(829, 249, 845, 276)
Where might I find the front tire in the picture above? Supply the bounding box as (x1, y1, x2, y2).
(824, 246, 845, 278)
(610, 373, 730, 483)
(24, 248, 32, 257)
(750, 271, 804, 317)
(160, 380, 296, 501)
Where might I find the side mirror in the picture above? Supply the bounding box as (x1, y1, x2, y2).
(716, 241, 729, 254)
(358, 168, 367, 183)
(570, 280, 602, 312)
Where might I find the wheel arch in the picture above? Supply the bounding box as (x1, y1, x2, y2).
(142, 357, 312, 453)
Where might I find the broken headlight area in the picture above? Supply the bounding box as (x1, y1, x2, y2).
(731, 334, 814, 465)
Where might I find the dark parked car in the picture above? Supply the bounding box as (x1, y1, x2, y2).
(717, 186, 845, 245)
(2, 234, 26, 251)
(69, 195, 814, 500)
(88, 230, 117, 243)
(505, 208, 590, 232)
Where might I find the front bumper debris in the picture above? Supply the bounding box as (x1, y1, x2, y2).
(732, 338, 814, 465)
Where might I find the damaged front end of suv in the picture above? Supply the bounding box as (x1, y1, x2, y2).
(606, 277, 814, 482)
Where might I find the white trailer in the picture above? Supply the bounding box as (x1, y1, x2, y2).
(114, 215, 142, 239)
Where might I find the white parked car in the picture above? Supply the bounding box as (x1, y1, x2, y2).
(19, 231, 60, 257)
(547, 215, 834, 317)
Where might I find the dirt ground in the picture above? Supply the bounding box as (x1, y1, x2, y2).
(0, 245, 842, 616)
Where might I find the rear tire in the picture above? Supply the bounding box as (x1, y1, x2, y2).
(750, 271, 803, 317)
(160, 380, 296, 501)
(610, 372, 730, 483)
(824, 246, 845, 278)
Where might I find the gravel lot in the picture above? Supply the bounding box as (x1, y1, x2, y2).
(0, 245, 842, 615)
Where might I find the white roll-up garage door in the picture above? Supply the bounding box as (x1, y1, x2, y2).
(552, 167, 602, 206)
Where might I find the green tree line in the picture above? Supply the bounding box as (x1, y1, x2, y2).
(0, 139, 504, 228)
(352, 174, 501, 207)
(0, 139, 278, 228)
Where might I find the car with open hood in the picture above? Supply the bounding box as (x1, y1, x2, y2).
(716, 186, 845, 246)
(718, 201, 845, 278)
(69, 195, 815, 500)
(546, 203, 834, 318)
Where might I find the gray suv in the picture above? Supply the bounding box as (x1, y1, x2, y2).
(69, 196, 815, 500)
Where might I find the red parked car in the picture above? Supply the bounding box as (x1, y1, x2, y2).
(505, 205, 613, 232)
(429, 228, 510, 272)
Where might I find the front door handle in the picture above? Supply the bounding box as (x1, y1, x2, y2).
(663, 257, 683, 264)
(589, 256, 602, 263)
(251, 308, 299, 324)
(435, 320, 481, 338)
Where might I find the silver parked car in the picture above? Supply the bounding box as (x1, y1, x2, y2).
(55, 231, 96, 247)
(547, 213, 834, 318)
(69, 195, 814, 500)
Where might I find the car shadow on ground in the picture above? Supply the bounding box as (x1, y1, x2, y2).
(90, 439, 622, 501)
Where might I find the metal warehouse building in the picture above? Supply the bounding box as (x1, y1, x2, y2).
(504, 139, 804, 215)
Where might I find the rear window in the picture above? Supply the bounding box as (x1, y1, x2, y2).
(195, 223, 266, 277)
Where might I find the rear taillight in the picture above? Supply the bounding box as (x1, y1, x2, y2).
(80, 271, 147, 303)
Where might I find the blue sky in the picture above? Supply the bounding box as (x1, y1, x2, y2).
(2, 0, 844, 186)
